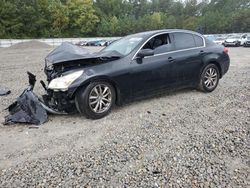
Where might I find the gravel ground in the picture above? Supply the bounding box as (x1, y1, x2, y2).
(0, 43, 249, 187)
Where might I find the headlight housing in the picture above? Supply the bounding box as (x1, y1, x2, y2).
(48, 70, 83, 91)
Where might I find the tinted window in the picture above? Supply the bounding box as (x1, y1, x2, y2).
(142, 33, 173, 54)
(173, 32, 196, 50)
(193, 35, 204, 47)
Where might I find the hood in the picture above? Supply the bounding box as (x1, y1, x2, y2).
(45, 42, 122, 65)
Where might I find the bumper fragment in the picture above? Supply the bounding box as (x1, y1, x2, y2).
(4, 88, 48, 125)
(4, 72, 68, 125)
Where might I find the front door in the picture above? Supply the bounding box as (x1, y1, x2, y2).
(130, 33, 180, 98)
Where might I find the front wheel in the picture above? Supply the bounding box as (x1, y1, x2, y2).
(198, 64, 220, 92)
(75, 82, 116, 119)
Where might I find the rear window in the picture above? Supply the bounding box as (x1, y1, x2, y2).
(193, 35, 204, 47)
(173, 32, 196, 50)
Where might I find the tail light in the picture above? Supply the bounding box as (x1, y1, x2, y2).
(224, 47, 229, 54)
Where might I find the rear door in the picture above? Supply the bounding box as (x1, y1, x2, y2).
(170, 32, 205, 85)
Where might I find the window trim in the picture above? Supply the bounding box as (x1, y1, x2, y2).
(132, 31, 206, 60)
(193, 34, 204, 47)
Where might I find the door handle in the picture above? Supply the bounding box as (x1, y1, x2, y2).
(200, 50, 205, 54)
(168, 57, 174, 62)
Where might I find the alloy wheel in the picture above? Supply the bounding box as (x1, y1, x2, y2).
(89, 84, 112, 113)
(204, 67, 218, 89)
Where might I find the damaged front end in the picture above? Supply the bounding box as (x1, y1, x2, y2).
(42, 42, 122, 114)
(4, 42, 122, 125)
(41, 70, 83, 114)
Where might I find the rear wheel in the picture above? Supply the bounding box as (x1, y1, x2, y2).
(75, 81, 116, 119)
(198, 64, 220, 92)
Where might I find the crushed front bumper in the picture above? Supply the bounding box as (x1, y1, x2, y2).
(42, 89, 77, 114)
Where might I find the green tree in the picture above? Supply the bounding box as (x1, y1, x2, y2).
(0, 0, 20, 38)
(0, 0, 250, 38)
(231, 9, 250, 33)
(48, 0, 69, 37)
(66, 0, 99, 37)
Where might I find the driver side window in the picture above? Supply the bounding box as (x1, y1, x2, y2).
(142, 33, 173, 55)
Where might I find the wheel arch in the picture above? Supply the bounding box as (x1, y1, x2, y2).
(206, 61, 222, 78)
(201, 56, 222, 79)
(72, 76, 122, 105)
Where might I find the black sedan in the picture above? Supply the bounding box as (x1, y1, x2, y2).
(44, 29, 230, 119)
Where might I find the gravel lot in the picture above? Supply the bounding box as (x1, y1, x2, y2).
(0, 42, 249, 187)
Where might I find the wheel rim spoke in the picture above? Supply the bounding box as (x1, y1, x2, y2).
(90, 100, 98, 105)
(94, 87, 99, 95)
(98, 85, 102, 95)
(90, 96, 98, 99)
(102, 87, 108, 95)
(102, 97, 111, 103)
(211, 80, 215, 86)
(103, 92, 110, 97)
(99, 100, 103, 110)
(94, 101, 100, 112)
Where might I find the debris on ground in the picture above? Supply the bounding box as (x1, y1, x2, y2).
(0, 87, 11, 96)
(4, 72, 48, 125)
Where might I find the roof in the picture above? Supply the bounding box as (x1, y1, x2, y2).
(131, 29, 200, 38)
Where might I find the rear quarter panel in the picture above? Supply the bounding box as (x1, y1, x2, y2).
(201, 44, 230, 78)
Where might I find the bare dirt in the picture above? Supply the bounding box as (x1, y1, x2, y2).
(0, 44, 249, 187)
(8, 41, 51, 50)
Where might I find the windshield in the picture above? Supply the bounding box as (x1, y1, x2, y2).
(102, 34, 144, 56)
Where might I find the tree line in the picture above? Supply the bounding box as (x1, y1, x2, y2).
(0, 0, 249, 39)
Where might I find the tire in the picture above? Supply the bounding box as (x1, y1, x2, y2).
(198, 64, 220, 92)
(75, 81, 116, 119)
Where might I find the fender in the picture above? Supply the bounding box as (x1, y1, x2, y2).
(68, 75, 123, 105)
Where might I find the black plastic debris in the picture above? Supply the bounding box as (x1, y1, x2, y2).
(4, 72, 48, 125)
(0, 87, 11, 96)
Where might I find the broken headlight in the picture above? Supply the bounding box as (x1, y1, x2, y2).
(48, 70, 83, 91)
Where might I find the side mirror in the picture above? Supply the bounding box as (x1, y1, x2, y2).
(137, 49, 154, 58)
